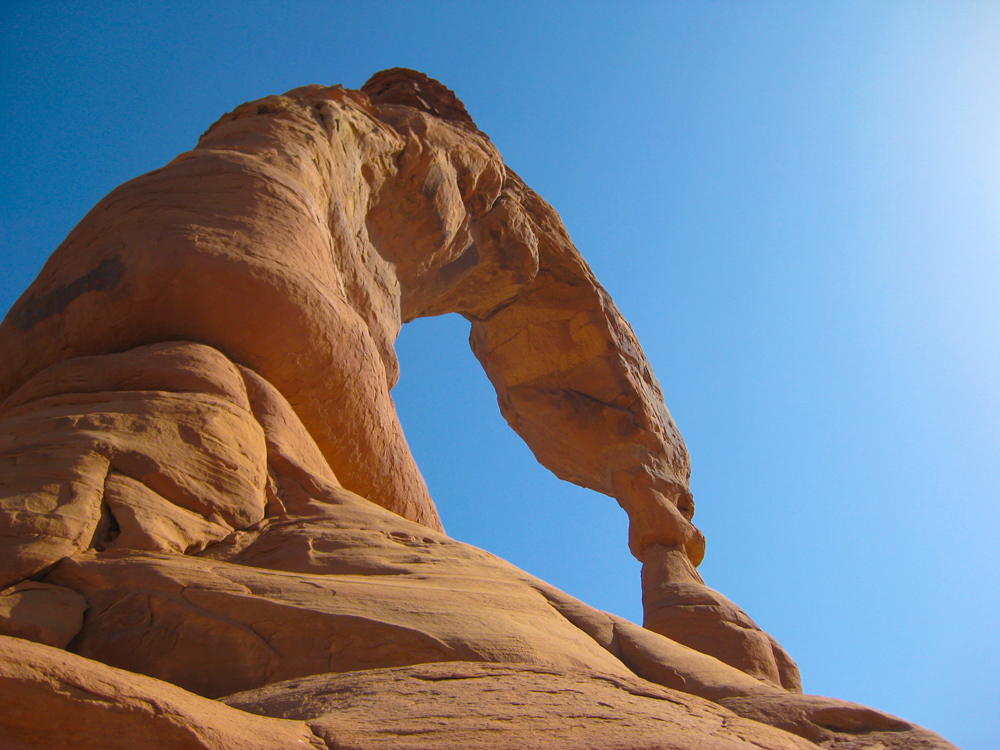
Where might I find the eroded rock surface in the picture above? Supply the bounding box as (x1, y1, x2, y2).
(222, 662, 818, 750)
(0, 636, 323, 750)
(0, 342, 267, 589)
(718, 694, 957, 749)
(0, 69, 956, 748)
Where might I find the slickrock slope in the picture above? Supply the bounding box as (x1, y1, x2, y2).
(0, 69, 956, 749)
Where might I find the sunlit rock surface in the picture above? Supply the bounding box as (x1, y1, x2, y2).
(0, 69, 956, 749)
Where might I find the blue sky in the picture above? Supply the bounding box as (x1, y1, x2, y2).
(3, 3, 998, 747)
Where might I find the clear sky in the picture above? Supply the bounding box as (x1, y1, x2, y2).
(3, 3, 998, 747)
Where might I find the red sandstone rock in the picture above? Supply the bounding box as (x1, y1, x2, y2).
(0, 85, 442, 532)
(0, 636, 323, 750)
(0, 342, 267, 589)
(641, 543, 801, 691)
(223, 661, 819, 750)
(0, 582, 86, 649)
(0, 69, 958, 749)
(718, 693, 957, 749)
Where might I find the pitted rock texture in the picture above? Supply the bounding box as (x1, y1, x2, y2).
(0, 69, 956, 748)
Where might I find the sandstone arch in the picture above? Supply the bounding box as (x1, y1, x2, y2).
(0, 69, 955, 749)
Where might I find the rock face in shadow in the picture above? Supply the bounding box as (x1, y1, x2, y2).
(0, 69, 956, 749)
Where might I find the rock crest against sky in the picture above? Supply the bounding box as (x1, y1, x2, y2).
(0, 69, 957, 749)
